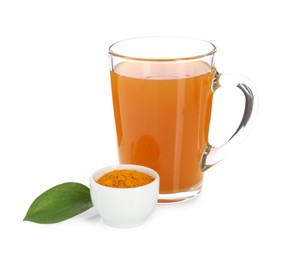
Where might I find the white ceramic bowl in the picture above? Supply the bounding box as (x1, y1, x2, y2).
(90, 164, 160, 228)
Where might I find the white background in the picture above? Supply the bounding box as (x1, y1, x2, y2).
(1, 0, 292, 259)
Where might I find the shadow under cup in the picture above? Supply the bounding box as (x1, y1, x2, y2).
(108, 37, 257, 203)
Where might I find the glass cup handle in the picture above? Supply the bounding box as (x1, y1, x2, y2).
(201, 72, 258, 171)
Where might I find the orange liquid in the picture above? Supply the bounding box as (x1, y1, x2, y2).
(111, 62, 215, 194)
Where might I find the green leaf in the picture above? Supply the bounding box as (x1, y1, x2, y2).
(23, 182, 93, 224)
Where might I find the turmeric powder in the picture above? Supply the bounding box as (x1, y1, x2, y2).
(96, 169, 154, 188)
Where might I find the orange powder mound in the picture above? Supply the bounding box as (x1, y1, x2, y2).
(96, 169, 154, 188)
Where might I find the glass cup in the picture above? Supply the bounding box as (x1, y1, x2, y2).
(108, 37, 257, 203)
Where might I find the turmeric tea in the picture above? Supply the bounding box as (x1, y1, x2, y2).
(96, 169, 154, 188)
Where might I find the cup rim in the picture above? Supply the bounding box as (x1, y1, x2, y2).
(90, 164, 160, 190)
(108, 36, 217, 62)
